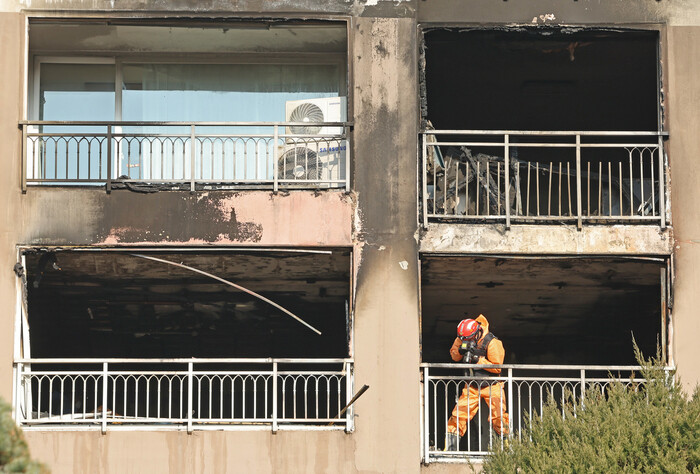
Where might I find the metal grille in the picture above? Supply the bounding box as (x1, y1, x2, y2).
(13, 358, 354, 433)
(421, 363, 661, 462)
(21, 122, 351, 192)
(421, 131, 667, 228)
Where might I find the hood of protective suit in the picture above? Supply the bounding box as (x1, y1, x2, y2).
(475, 314, 490, 337)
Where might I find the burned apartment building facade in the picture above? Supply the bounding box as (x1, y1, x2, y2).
(0, 0, 698, 472)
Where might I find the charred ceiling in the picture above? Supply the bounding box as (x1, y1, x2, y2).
(24, 249, 351, 359)
(422, 28, 660, 131)
(420, 256, 663, 365)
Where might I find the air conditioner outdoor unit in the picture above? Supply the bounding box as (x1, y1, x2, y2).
(285, 96, 347, 135)
(279, 97, 348, 183)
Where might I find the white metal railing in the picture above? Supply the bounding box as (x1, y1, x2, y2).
(13, 358, 354, 432)
(421, 363, 656, 462)
(20, 121, 352, 192)
(421, 130, 668, 229)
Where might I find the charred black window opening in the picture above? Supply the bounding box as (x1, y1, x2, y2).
(420, 256, 663, 365)
(422, 28, 660, 131)
(25, 250, 351, 359)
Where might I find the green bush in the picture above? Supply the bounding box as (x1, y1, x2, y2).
(484, 347, 700, 473)
(0, 397, 45, 473)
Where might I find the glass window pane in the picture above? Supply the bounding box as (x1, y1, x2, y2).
(121, 63, 341, 122)
(35, 63, 115, 182)
(40, 63, 115, 121)
(120, 63, 344, 182)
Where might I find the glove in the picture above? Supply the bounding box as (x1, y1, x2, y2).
(466, 353, 480, 364)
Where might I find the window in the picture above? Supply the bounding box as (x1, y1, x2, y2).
(422, 28, 659, 132)
(420, 255, 663, 365)
(25, 20, 350, 188)
(420, 28, 666, 225)
(15, 249, 355, 431)
(37, 61, 343, 124)
(419, 254, 667, 458)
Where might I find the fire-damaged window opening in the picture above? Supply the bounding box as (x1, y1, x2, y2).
(420, 255, 666, 364)
(15, 248, 355, 430)
(419, 28, 667, 225)
(23, 19, 351, 191)
(419, 255, 670, 457)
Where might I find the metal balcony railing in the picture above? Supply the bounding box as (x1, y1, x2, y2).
(13, 358, 354, 432)
(20, 121, 352, 192)
(421, 363, 657, 462)
(421, 131, 668, 228)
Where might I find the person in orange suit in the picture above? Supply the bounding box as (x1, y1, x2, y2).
(445, 314, 509, 450)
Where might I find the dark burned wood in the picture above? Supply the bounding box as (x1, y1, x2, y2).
(328, 384, 370, 426)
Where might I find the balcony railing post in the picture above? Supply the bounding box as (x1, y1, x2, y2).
(580, 369, 586, 408)
(273, 125, 279, 192)
(345, 361, 353, 432)
(106, 126, 112, 194)
(272, 361, 278, 433)
(345, 126, 351, 192)
(505, 134, 511, 229)
(21, 125, 27, 193)
(101, 362, 108, 434)
(423, 366, 430, 464)
(576, 134, 582, 230)
(190, 124, 196, 193)
(658, 135, 666, 229)
(507, 368, 513, 436)
(187, 361, 194, 433)
(13, 363, 21, 423)
(24, 363, 31, 422)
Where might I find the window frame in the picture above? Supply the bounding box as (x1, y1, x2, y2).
(13, 246, 358, 431)
(31, 53, 348, 122)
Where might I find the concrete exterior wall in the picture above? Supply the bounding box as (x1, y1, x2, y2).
(0, 1, 698, 472)
(21, 190, 354, 246)
(421, 224, 672, 255)
(24, 431, 358, 473)
(351, 16, 420, 471)
(0, 12, 24, 405)
(667, 25, 700, 390)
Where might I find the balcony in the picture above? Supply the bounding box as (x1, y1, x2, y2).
(14, 250, 354, 432)
(421, 130, 667, 228)
(21, 121, 351, 192)
(14, 358, 354, 432)
(421, 363, 656, 462)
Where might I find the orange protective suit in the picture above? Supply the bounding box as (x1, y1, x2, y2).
(447, 314, 510, 437)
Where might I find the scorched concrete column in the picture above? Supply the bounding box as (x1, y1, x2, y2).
(351, 16, 421, 473)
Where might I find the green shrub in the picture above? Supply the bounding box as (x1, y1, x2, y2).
(0, 397, 45, 473)
(484, 347, 700, 473)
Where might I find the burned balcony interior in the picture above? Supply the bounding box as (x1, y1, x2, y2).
(25, 250, 350, 358)
(24, 20, 350, 191)
(19, 249, 353, 429)
(420, 256, 663, 365)
(420, 255, 666, 457)
(421, 29, 665, 224)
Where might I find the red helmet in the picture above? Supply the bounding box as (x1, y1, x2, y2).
(457, 319, 480, 340)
